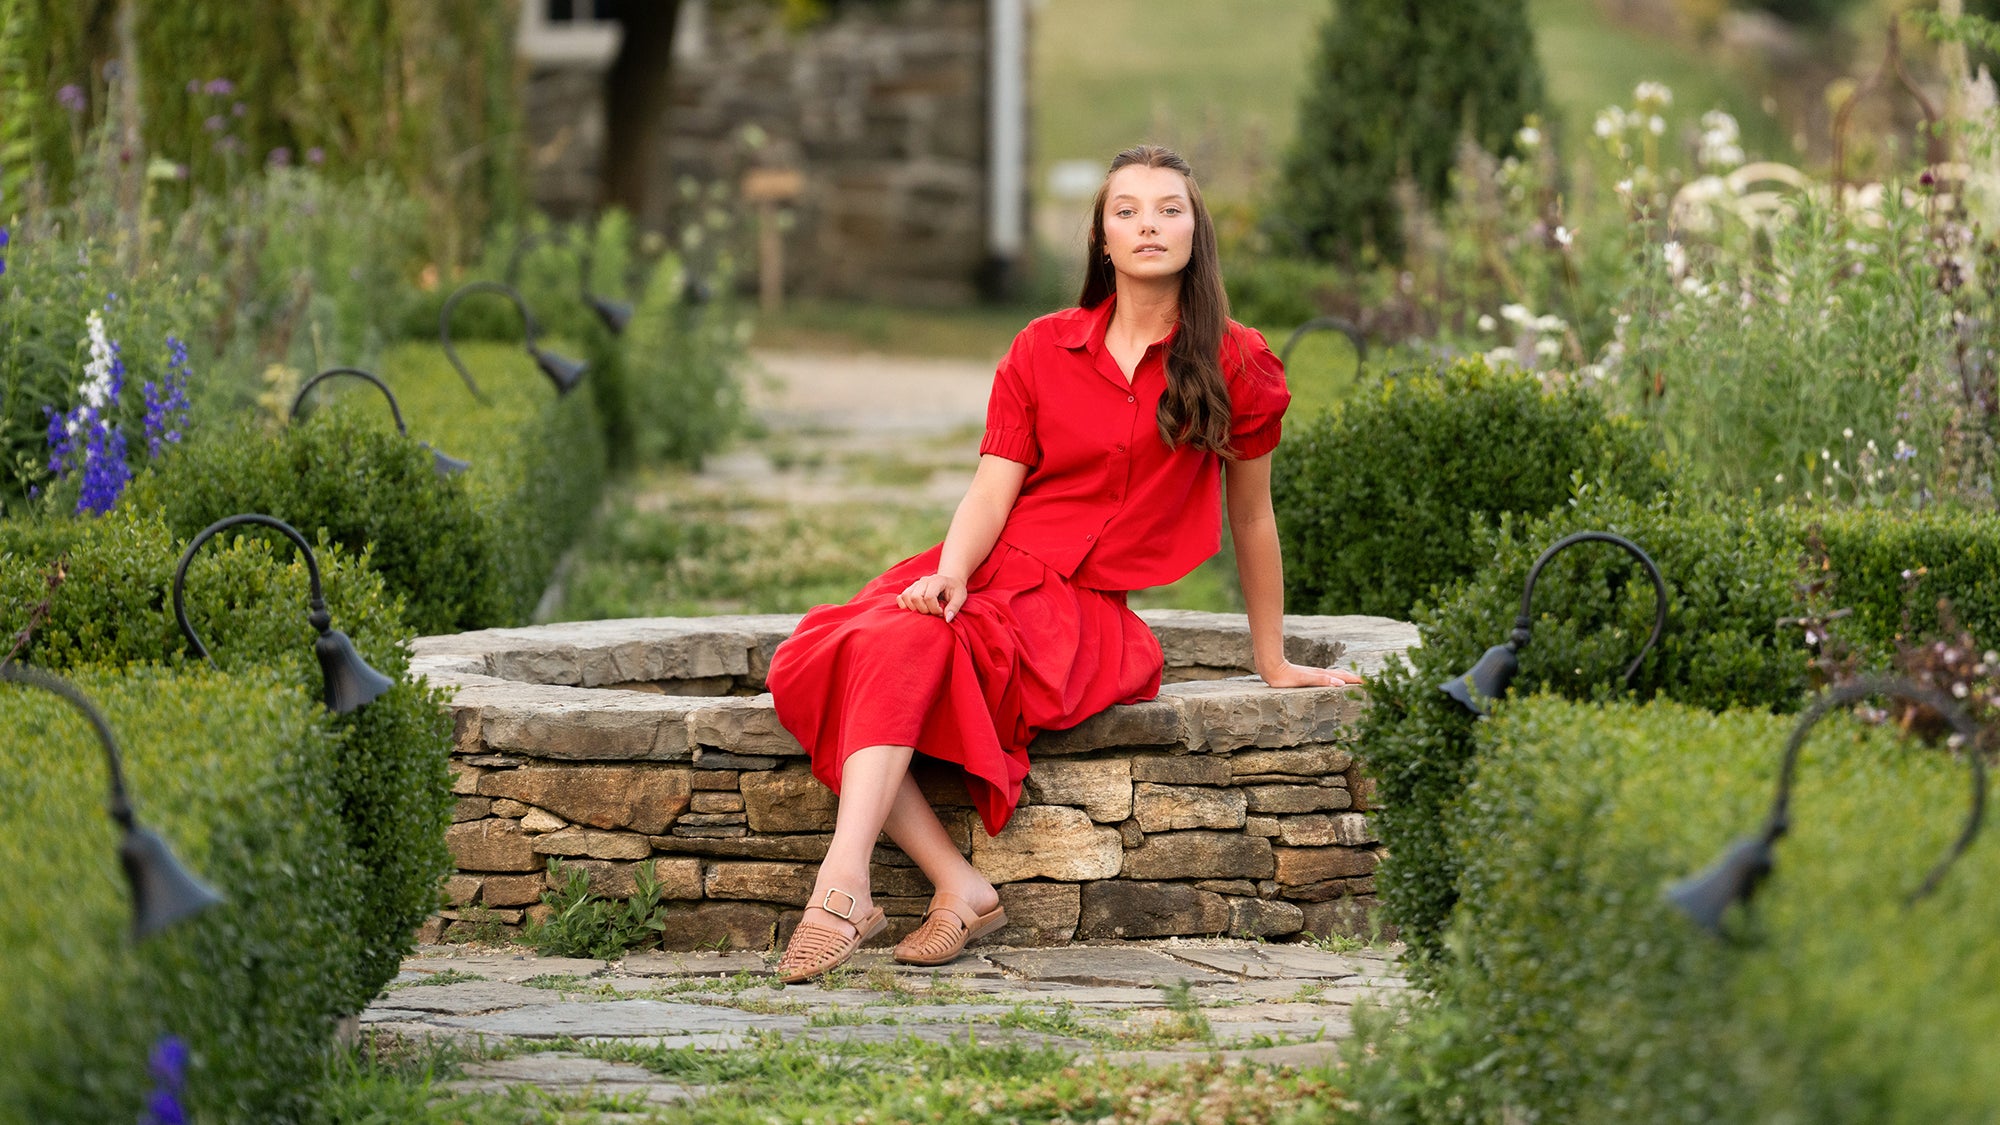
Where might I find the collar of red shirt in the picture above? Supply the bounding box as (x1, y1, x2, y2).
(1053, 295, 1181, 355)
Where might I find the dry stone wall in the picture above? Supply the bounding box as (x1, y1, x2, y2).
(413, 611, 1416, 951)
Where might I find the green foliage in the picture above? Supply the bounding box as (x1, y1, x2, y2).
(1346, 696, 2000, 1123)
(1273, 0, 1546, 263)
(1358, 490, 1812, 968)
(1271, 356, 1671, 621)
(0, 509, 454, 1010)
(524, 859, 672, 960)
(8, 0, 519, 262)
(124, 411, 507, 635)
(1617, 195, 1957, 502)
(380, 340, 609, 622)
(0, 665, 362, 1121)
(1805, 504, 2000, 653)
(621, 239, 748, 468)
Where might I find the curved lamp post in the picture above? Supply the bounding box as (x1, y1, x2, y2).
(1279, 316, 1369, 372)
(288, 366, 470, 477)
(172, 514, 396, 714)
(0, 661, 224, 940)
(1665, 675, 1987, 936)
(506, 228, 635, 336)
(1440, 531, 1669, 716)
(438, 280, 587, 400)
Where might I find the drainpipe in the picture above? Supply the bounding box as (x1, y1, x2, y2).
(983, 0, 1027, 300)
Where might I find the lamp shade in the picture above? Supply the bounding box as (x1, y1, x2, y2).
(421, 442, 472, 477)
(587, 294, 634, 335)
(532, 347, 588, 396)
(1440, 643, 1519, 716)
(122, 824, 228, 941)
(1663, 835, 1774, 936)
(315, 628, 396, 714)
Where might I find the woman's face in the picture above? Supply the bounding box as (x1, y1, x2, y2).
(1100, 164, 1196, 282)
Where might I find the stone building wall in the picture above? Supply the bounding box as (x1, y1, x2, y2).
(412, 612, 1416, 951)
(522, 0, 1011, 305)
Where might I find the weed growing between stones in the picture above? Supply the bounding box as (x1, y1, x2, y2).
(525, 859, 673, 960)
(393, 969, 486, 989)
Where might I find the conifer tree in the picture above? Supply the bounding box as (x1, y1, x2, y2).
(1273, 0, 1545, 263)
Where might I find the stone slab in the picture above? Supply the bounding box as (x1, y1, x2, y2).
(375, 980, 560, 1015)
(1162, 946, 1365, 981)
(397, 954, 609, 982)
(439, 999, 808, 1039)
(986, 948, 1232, 988)
(618, 950, 774, 978)
(446, 1055, 700, 1106)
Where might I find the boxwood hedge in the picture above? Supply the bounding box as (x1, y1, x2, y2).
(1361, 490, 2000, 971)
(1, 665, 360, 1121)
(1346, 695, 1999, 1123)
(1271, 356, 1671, 621)
(0, 511, 453, 1006)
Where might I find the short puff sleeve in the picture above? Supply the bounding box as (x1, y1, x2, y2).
(1226, 328, 1291, 460)
(979, 331, 1040, 467)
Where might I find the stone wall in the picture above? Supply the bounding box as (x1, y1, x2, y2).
(413, 611, 1417, 950)
(523, 0, 1011, 304)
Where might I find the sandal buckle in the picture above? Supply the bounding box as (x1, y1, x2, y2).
(818, 888, 858, 920)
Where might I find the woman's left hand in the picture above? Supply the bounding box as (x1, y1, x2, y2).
(1259, 661, 1364, 688)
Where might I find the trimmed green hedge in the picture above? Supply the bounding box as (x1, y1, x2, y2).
(1359, 491, 1810, 969)
(381, 339, 607, 623)
(125, 412, 506, 636)
(1, 665, 360, 1121)
(0, 511, 453, 1005)
(1361, 491, 2000, 971)
(1272, 356, 1671, 621)
(1347, 695, 1999, 1123)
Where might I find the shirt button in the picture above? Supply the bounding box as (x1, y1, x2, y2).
(1126, 395, 1135, 403)
(1085, 533, 1094, 541)
(1115, 443, 1126, 452)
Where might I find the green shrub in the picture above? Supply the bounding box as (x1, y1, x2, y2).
(1271, 0, 1544, 263)
(524, 859, 674, 960)
(0, 510, 454, 1007)
(1804, 504, 2000, 653)
(1358, 490, 1811, 969)
(378, 340, 607, 622)
(620, 243, 748, 468)
(124, 411, 507, 635)
(1, 665, 361, 1121)
(1346, 695, 2000, 1123)
(1272, 356, 1671, 622)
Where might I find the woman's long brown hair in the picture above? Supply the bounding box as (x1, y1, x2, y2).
(1078, 144, 1238, 457)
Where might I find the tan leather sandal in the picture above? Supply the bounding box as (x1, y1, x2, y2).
(777, 888, 886, 984)
(893, 891, 1007, 966)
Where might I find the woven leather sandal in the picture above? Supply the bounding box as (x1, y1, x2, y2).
(777, 888, 886, 984)
(893, 890, 1007, 966)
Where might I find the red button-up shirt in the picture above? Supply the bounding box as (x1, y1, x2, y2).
(979, 297, 1291, 591)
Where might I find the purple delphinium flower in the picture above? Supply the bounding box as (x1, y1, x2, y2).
(77, 424, 130, 514)
(266, 146, 291, 168)
(57, 84, 86, 112)
(1, 225, 8, 277)
(305, 146, 324, 165)
(142, 335, 193, 457)
(139, 1034, 189, 1125)
(45, 307, 134, 514)
(203, 114, 225, 134)
(202, 77, 233, 96)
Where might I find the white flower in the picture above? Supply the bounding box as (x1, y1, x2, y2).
(1662, 240, 1687, 280)
(1500, 303, 1532, 326)
(1477, 314, 1497, 333)
(1535, 337, 1562, 361)
(1535, 314, 1566, 333)
(1634, 80, 1674, 109)
(1615, 177, 1634, 196)
(71, 309, 121, 437)
(1516, 125, 1541, 149)
(1594, 110, 1619, 139)
(1775, 474, 1785, 483)
(1821, 448, 1831, 461)
(1553, 225, 1573, 247)
(1842, 427, 1853, 439)
(1648, 115, 1666, 136)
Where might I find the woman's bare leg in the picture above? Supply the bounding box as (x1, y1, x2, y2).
(800, 742, 915, 935)
(881, 773, 999, 916)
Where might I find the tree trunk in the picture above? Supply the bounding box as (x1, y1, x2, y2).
(601, 1, 682, 230)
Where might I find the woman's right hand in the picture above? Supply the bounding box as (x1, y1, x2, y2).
(898, 573, 968, 623)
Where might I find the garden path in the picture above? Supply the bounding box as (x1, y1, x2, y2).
(369, 938, 1405, 1114)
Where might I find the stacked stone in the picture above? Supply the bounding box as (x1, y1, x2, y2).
(415, 613, 1413, 950)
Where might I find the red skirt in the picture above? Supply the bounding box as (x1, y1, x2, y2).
(767, 541, 1163, 836)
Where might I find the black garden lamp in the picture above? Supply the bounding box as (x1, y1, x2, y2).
(0, 661, 224, 941)
(1278, 316, 1368, 372)
(576, 237, 634, 335)
(289, 366, 470, 477)
(1440, 531, 1669, 716)
(172, 514, 396, 714)
(438, 280, 587, 400)
(1665, 675, 1987, 937)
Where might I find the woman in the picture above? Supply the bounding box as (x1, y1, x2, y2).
(766, 144, 1362, 983)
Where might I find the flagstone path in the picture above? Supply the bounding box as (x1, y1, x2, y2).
(367, 937, 1404, 1110)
